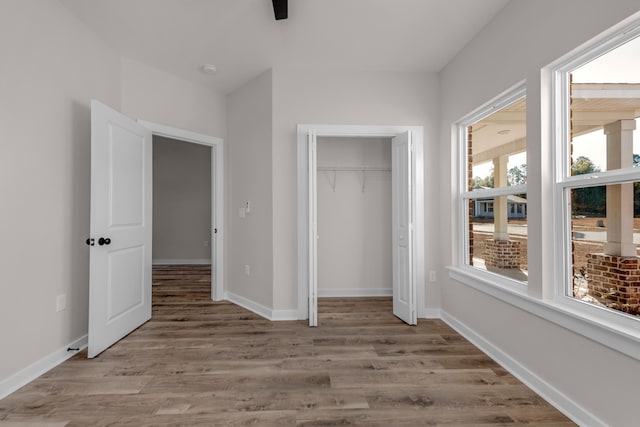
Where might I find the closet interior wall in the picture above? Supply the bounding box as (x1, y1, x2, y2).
(316, 137, 392, 297)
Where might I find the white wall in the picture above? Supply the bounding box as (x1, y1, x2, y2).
(120, 57, 226, 138)
(0, 0, 120, 382)
(152, 136, 211, 263)
(317, 137, 392, 295)
(0, 0, 227, 388)
(226, 70, 274, 308)
(438, 1, 640, 425)
(272, 68, 440, 311)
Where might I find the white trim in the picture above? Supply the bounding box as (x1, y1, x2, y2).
(455, 81, 528, 285)
(545, 12, 640, 351)
(421, 307, 441, 319)
(224, 291, 298, 321)
(224, 291, 272, 320)
(462, 183, 527, 199)
(297, 124, 426, 324)
(545, 11, 640, 80)
(0, 335, 87, 400)
(139, 120, 225, 302)
(457, 82, 527, 128)
(138, 121, 222, 146)
(308, 131, 318, 327)
(270, 309, 299, 321)
(317, 288, 393, 297)
(152, 259, 211, 265)
(448, 267, 640, 361)
(440, 310, 606, 427)
(558, 167, 640, 188)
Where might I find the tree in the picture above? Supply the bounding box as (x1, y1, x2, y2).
(572, 156, 600, 175)
(571, 156, 604, 215)
(508, 163, 527, 185)
(472, 170, 494, 188)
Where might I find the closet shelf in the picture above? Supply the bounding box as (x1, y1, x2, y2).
(317, 165, 391, 193)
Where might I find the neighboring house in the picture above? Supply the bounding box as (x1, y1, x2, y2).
(473, 194, 527, 219)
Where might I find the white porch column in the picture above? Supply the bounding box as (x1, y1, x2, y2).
(603, 119, 636, 257)
(493, 155, 509, 241)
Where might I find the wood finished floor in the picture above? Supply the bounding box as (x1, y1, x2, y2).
(0, 265, 574, 426)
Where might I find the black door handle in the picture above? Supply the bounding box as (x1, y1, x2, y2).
(98, 237, 111, 246)
(85, 238, 95, 246)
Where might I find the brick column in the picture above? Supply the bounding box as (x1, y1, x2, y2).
(485, 239, 521, 269)
(585, 120, 639, 315)
(483, 154, 521, 268)
(586, 254, 640, 314)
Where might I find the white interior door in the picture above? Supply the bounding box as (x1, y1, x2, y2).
(88, 100, 152, 358)
(392, 131, 416, 325)
(308, 131, 318, 327)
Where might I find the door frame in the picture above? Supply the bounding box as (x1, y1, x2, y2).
(296, 124, 425, 322)
(139, 120, 225, 301)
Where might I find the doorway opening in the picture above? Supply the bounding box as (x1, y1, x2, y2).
(315, 136, 393, 325)
(153, 136, 211, 265)
(141, 121, 225, 302)
(298, 124, 425, 327)
(88, 101, 225, 358)
(316, 136, 393, 319)
(152, 135, 213, 304)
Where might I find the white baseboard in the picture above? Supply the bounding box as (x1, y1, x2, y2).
(224, 291, 300, 321)
(152, 259, 211, 265)
(317, 288, 392, 297)
(0, 335, 87, 400)
(271, 309, 299, 321)
(420, 307, 441, 319)
(224, 291, 272, 320)
(440, 310, 605, 427)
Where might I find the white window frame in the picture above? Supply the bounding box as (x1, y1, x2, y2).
(550, 17, 640, 337)
(456, 81, 528, 290)
(449, 13, 640, 362)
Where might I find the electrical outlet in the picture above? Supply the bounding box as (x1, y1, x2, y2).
(204, 240, 209, 247)
(244, 264, 251, 276)
(239, 207, 246, 218)
(429, 270, 437, 282)
(56, 294, 66, 312)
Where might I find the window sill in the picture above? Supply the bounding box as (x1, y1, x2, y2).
(447, 266, 640, 361)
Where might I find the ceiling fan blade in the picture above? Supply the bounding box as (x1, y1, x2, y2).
(272, 0, 288, 20)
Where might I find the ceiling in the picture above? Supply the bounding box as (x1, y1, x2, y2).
(471, 97, 526, 162)
(469, 84, 640, 166)
(59, 0, 510, 94)
(572, 84, 640, 136)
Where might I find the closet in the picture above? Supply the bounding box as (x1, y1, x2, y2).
(316, 136, 392, 297)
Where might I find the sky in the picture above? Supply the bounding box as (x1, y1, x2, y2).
(571, 34, 640, 171)
(472, 34, 640, 180)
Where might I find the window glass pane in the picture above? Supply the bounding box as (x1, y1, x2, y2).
(468, 98, 526, 190)
(570, 35, 640, 174)
(570, 182, 640, 319)
(468, 197, 528, 283)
